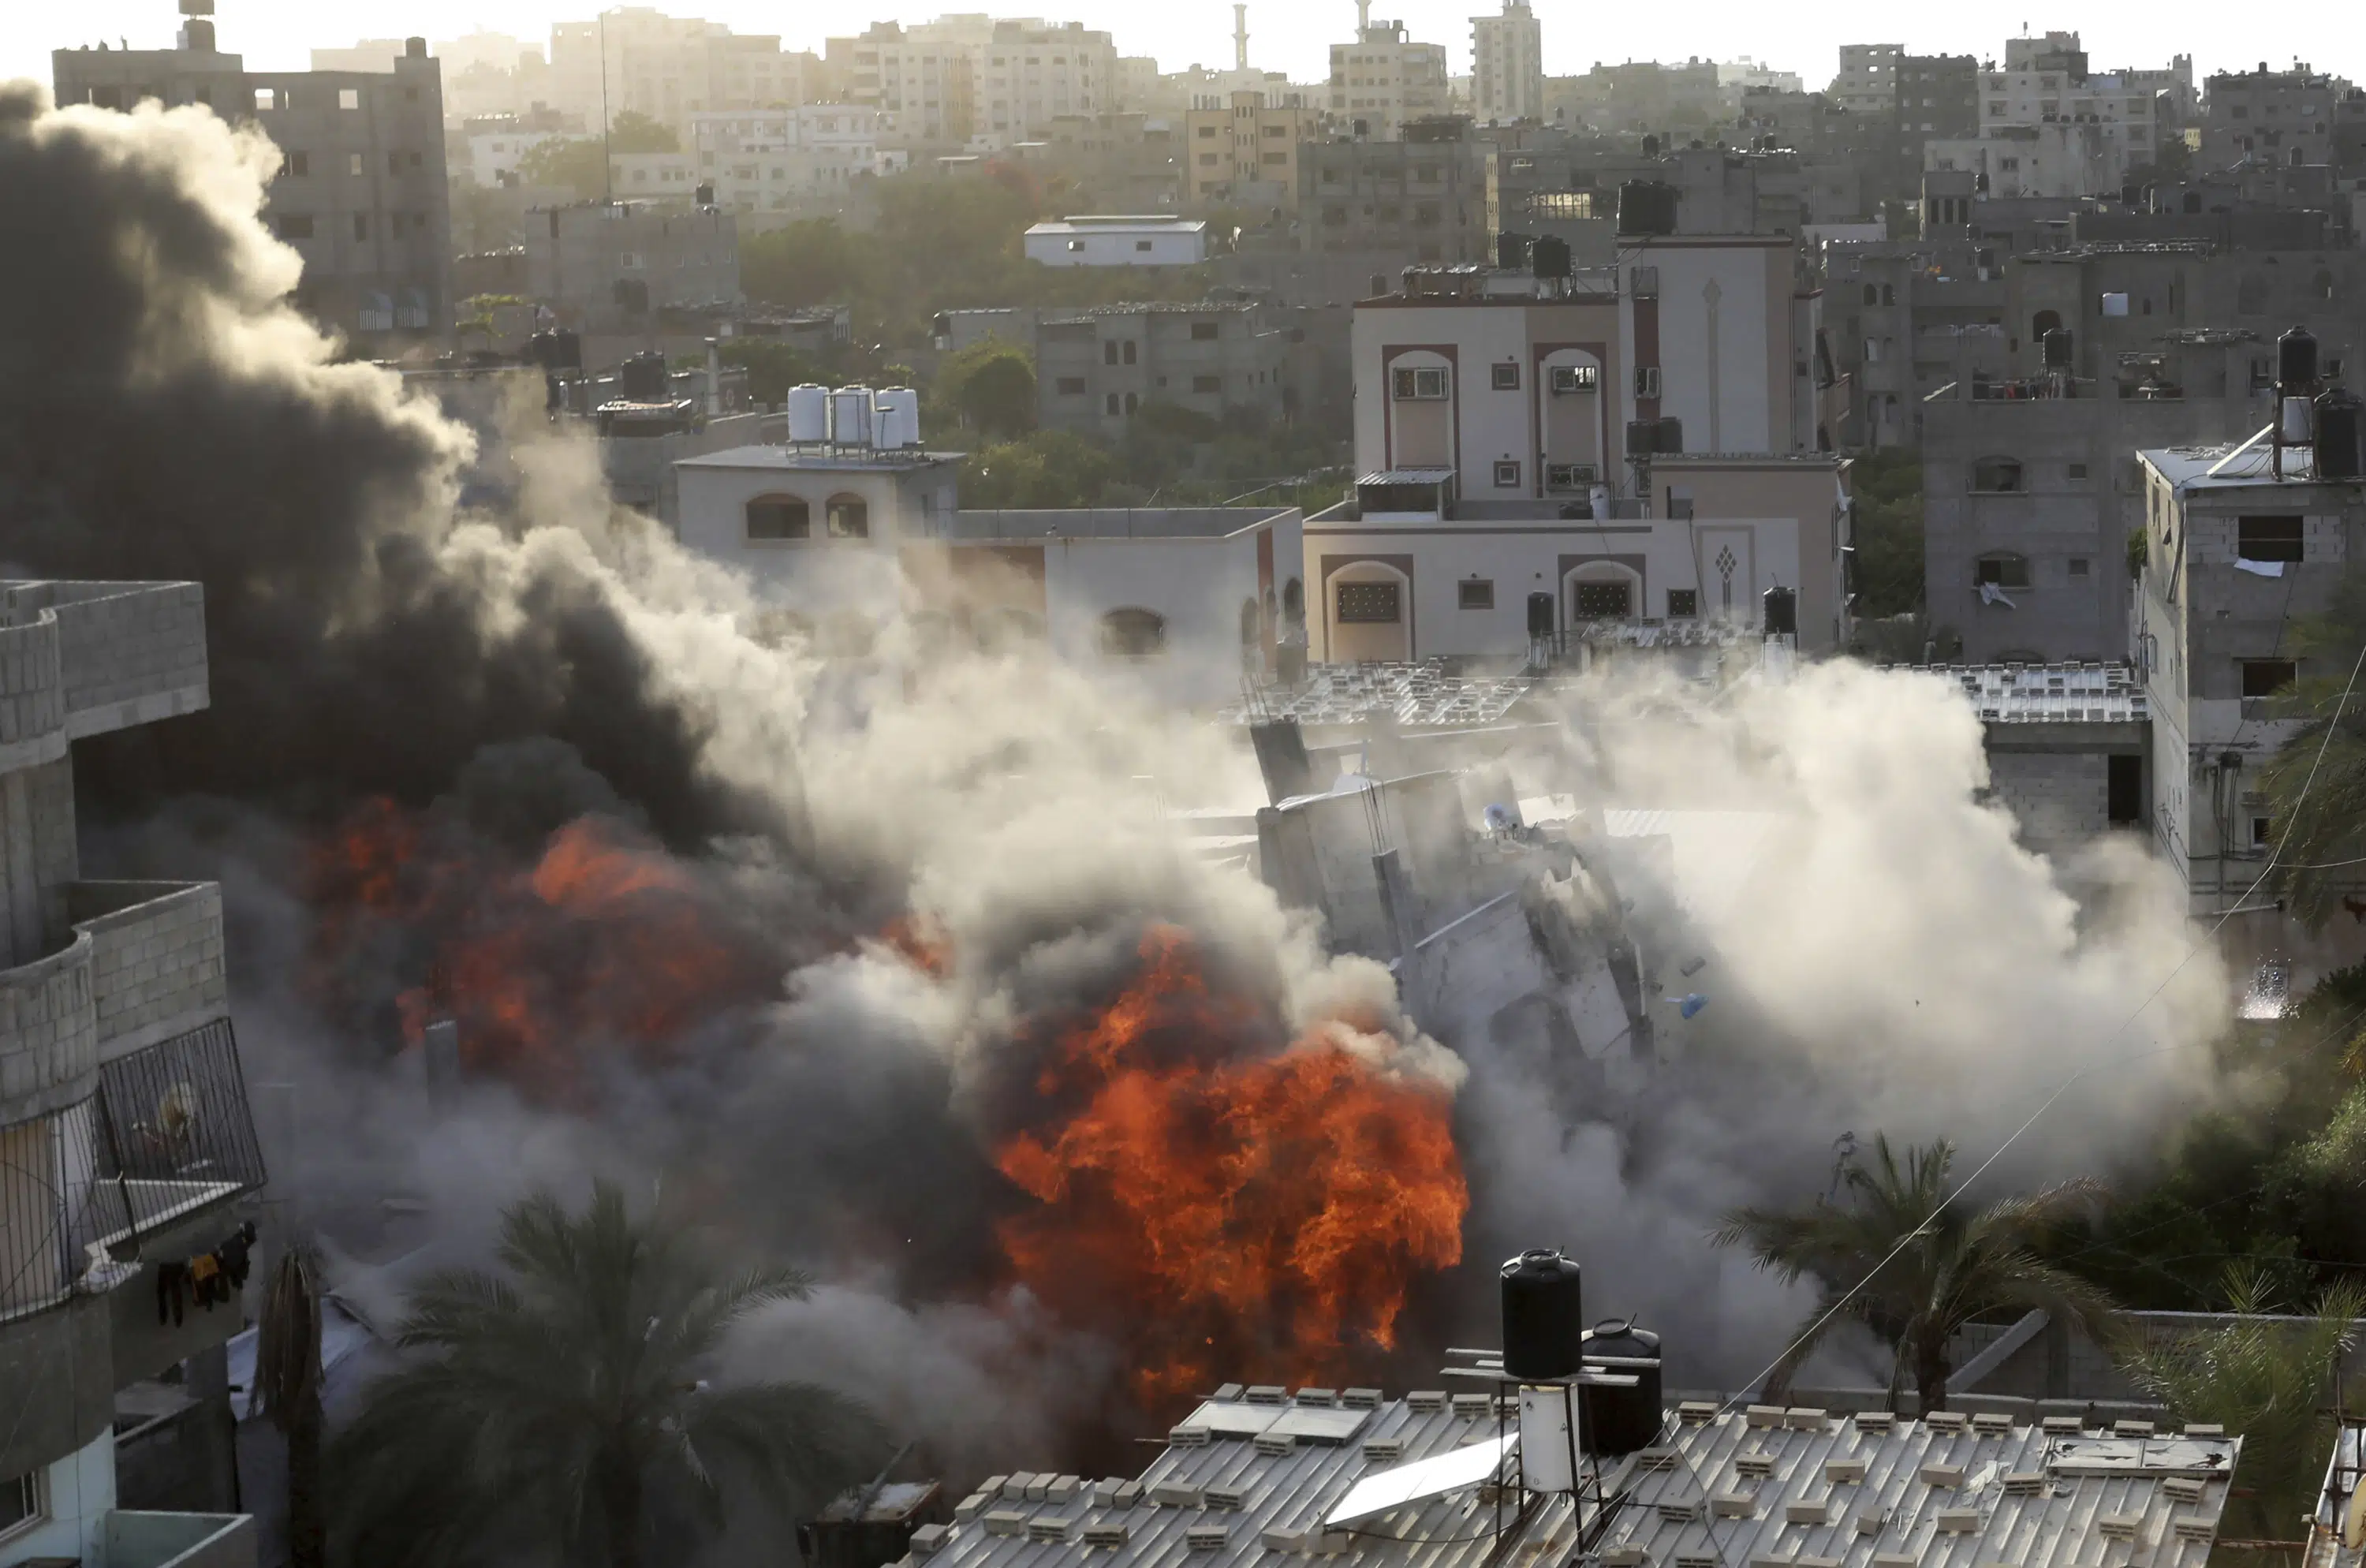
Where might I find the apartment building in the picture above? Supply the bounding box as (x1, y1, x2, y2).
(1470, 1, 1544, 127)
(1328, 15, 1450, 140)
(54, 36, 452, 338)
(1895, 54, 1979, 140)
(828, 17, 1118, 147)
(523, 201, 740, 327)
(0, 579, 267, 1563)
(1036, 301, 1290, 435)
(1301, 122, 1491, 265)
(1831, 44, 1904, 118)
(690, 106, 880, 210)
(550, 9, 808, 134)
(2202, 62, 2350, 170)
(2133, 450, 2366, 930)
(1920, 32, 2170, 200)
(1183, 91, 1315, 207)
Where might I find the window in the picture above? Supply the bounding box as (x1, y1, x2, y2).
(1106, 393, 1121, 416)
(1493, 460, 1521, 487)
(1491, 362, 1521, 390)
(2238, 515, 2304, 562)
(349, 152, 364, 177)
(1549, 364, 1598, 394)
(1337, 581, 1401, 623)
(1970, 456, 2025, 492)
(1191, 321, 1220, 341)
(2069, 557, 2091, 577)
(1391, 366, 1447, 400)
(2067, 462, 2089, 480)
(252, 88, 276, 112)
(1099, 607, 1168, 656)
(2242, 659, 2298, 697)
(1055, 377, 1086, 395)
(1124, 393, 1138, 415)
(339, 87, 360, 110)
(1068, 239, 1085, 252)
(1122, 342, 1136, 365)
(1199, 124, 1218, 137)
(1975, 554, 2032, 588)
(825, 495, 869, 539)
(2107, 753, 2144, 825)
(1573, 580, 1633, 618)
(283, 151, 309, 177)
(1630, 264, 1659, 298)
(1104, 341, 1119, 365)
(1458, 579, 1495, 610)
(2253, 816, 2275, 847)
(1545, 464, 1597, 491)
(0, 1469, 43, 1534)
(1667, 588, 1699, 618)
(276, 213, 314, 239)
(353, 214, 368, 241)
(1634, 366, 1661, 398)
(1192, 375, 1222, 394)
(746, 495, 810, 539)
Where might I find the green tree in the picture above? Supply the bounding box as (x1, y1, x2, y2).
(713, 341, 828, 406)
(939, 341, 1037, 440)
(2260, 567, 2366, 925)
(961, 431, 1119, 508)
(1848, 449, 1924, 620)
(2116, 1269, 2364, 1540)
(515, 136, 607, 200)
(606, 110, 680, 154)
(1714, 1134, 2117, 1413)
(741, 219, 860, 308)
(328, 1182, 886, 1568)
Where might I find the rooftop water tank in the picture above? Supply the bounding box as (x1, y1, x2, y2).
(1616, 181, 1677, 237)
(1579, 1320, 1664, 1456)
(1500, 1249, 1584, 1381)
(619, 350, 669, 402)
(830, 386, 875, 448)
(875, 387, 921, 450)
(1531, 235, 1573, 281)
(2281, 325, 2319, 389)
(2318, 389, 2364, 480)
(1763, 585, 1797, 637)
(786, 384, 830, 444)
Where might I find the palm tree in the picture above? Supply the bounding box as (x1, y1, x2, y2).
(2117, 1268, 2365, 1541)
(2260, 569, 2366, 926)
(257, 1248, 324, 1568)
(327, 1181, 889, 1568)
(1712, 1134, 2117, 1413)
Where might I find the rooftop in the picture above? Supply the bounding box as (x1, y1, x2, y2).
(905, 1394, 2239, 1568)
(1226, 663, 1536, 729)
(944, 508, 1293, 542)
(1935, 662, 2149, 722)
(2139, 443, 2366, 493)
(1028, 216, 1208, 235)
(677, 443, 964, 472)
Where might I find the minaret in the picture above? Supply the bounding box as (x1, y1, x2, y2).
(1356, 0, 1371, 36)
(1233, 3, 1249, 71)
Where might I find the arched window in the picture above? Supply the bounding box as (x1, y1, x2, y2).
(1240, 597, 1261, 646)
(1862, 283, 1879, 305)
(1280, 577, 1304, 628)
(2032, 308, 2062, 341)
(2314, 267, 2336, 301)
(745, 495, 810, 539)
(1974, 552, 2032, 589)
(1882, 284, 1896, 305)
(825, 494, 869, 538)
(1970, 456, 2025, 493)
(1099, 607, 1167, 657)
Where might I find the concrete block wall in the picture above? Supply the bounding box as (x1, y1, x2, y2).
(2, 757, 80, 970)
(2184, 513, 2347, 566)
(0, 933, 98, 1122)
(1987, 751, 2109, 848)
(65, 883, 229, 1059)
(44, 582, 210, 737)
(0, 610, 66, 775)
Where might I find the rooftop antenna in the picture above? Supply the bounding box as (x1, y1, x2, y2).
(599, 10, 612, 203)
(1234, 3, 1249, 71)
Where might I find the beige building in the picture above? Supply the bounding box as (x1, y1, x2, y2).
(829, 17, 1118, 147)
(1470, 0, 1543, 126)
(1329, 13, 1450, 140)
(550, 8, 809, 135)
(1183, 91, 1315, 207)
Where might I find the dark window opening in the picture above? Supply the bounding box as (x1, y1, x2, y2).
(746, 495, 810, 539)
(2238, 514, 2304, 562)
(2107, 754, 2144, 825)
(1099, 607, 1168, 656)
(1458, 579, 1495, 610)
(1573, 580, 1633, 618)
(825, 494, 870, 539)
(1191, 321, 1220, 340)
(1975, 554, 2032, 588)
(1491, 362, 1521, 390)
(1971, 456, 2025, 492)
(2242, 659, 2297, 697)
(1668, 588, 1699, 618)
(1337, 581, 1401, 623)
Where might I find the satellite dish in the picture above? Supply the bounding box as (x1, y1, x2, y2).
(2342, 1481, 2366, 1551)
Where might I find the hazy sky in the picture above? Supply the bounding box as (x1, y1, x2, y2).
(0, 1, 2326, 106)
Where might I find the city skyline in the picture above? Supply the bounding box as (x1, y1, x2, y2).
(1, 0, 2316, 107)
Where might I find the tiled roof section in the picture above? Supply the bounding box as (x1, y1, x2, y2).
(1225, 664, 1537, 728)
(1932, 663, 2148, 722)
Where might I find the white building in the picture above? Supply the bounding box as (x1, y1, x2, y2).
(1922, 32, 2166, 200)
(466, 127, 579, 188)
(1329, 13, 1450, 140)
(1719, 58, 1804, 99)
(690, 106, 882, 209)
(1470, 1, 1543, 126)
(829, 17, 1118, 146)
(672, 442, 1303, 706)
(607, 150, 700, 197)
(1024, 215, 1208, 267)
(550, 8, 809, 134)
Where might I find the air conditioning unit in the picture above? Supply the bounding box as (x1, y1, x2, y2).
(1550, 364, 1599, 394)
(1636, 366, 1662, 398)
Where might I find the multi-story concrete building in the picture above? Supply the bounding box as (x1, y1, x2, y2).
(0, 578, 267, 1563)
(1183, 91, 1315, 208)
(1301, 121, 1491, 266)
(1831, 44, 1904, 119)
(689, 106, 881, 211)
(1923, 32, 2171, 200)
(523, 201, 739, 328)
(827, 17, 1118, 148)
(1894, 54, 1979, 144)
(1469, 1, 1543, 128)
(550, 9, 808, 136)
(55, 34, 452, 339)
(2202, 62, 2350, 172)
(1035, 301, 1292, 435)
(1548, 60, 1725, 133)
(1328, 12, 1450, 141)
(2133, 450, 2366, 935)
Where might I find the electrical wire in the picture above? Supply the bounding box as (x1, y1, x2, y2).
(1709, 634, 2366, 1417)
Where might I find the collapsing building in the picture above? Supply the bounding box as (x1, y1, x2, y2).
(895, 1253, 2242, 1568)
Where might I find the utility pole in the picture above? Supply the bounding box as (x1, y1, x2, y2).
(599, 10, 612, 203)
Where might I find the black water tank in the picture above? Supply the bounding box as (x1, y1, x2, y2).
(2280, 325, 2319, 388)
(2318, 389, 2365, 480)
(2041, 327, 2073, 369)
(1498, 232, 1533, 270)
(1526, 591, 1557, 638)
(1501, 1249, 1584, 1379)
(1532, 235, 1573, 280)
(1580, 1320, 1664, 1456)
(1625, 419, 1658, 457)
(1655, 416, 1683, 454)
(530, 329, 583, 371)
(619, 350, 669, 401)
(1617, 181, 1678, 236)
(183, 18, 215, 49)
(1763, 585, 1798, 636)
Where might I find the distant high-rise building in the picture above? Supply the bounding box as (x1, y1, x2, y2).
(1330, 7, 1450, 140)
(1831, 43, 1903, 118)
(550, 7, 810, 136)
(1470, 1, 1543, 126)
(827, 16, 1118, 148)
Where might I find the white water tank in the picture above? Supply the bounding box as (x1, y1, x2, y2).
(830, 386, 875, 448)
(875, 387, 921, 450)
(786, 384, 830, 444)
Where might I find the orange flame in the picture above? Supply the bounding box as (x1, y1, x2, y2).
(994, 926, 1467, 1408)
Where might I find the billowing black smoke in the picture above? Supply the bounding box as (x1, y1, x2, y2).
(0, 84, 746, 846)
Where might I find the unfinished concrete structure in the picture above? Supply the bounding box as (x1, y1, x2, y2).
(0, 581, 265, 1563)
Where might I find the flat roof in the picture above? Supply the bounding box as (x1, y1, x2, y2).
(677, 443, 964, 472)
(1932, 662, 2148, 722)
(943, 507, 1292, 541)
(1028, 217, 1207, 236)
(2139, 444, 2366, 492)
(1357, 469, 1458, 485)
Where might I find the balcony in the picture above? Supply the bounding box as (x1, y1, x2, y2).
(106, 1509, 256, 1568)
